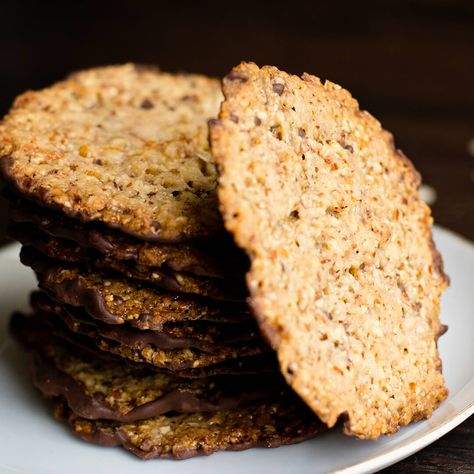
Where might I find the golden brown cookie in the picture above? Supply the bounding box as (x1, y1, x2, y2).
(21, 248, 251, 329)
(18, 240, 247, 302)
(211, 62, 449, 439)
(7, 193, 247, 278)
(0, 64, 223, 241)
(11, 310, 280, 379)
(30, 307, 268, 372)
(22, 330, 282, 422)
(53, 396, 325, 459)
(30, 291, 259, 353)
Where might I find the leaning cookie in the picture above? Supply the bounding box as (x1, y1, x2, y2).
(53, 396, 326, 459)
(211, 62, 449, 439)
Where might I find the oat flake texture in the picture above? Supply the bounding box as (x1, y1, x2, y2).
(210, 62, 449, 439)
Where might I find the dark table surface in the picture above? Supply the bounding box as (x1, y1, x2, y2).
(0, 1, 473, 471)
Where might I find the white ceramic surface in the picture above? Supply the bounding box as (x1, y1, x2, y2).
(0, 226, 473, 474)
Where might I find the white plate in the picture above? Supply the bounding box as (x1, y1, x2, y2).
(0, 226, 473, 474)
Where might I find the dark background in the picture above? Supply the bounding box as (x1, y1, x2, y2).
(0, 1, 473, 471)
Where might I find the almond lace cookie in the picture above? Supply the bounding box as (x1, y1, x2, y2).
(29, 296, 269, 372)
(26, 261, 251, 329)
(11, 312, 280, 422)
(17, 241, 247, 302)
(30, 291, 259, 352)
(0, 64, 223, 241)
(211, 62, 449, 439)
(7, 194, 247, 278)
(11, 311, 279, 380)
(53, 396, 325, 459)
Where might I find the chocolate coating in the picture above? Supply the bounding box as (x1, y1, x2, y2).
(14, 227, 247, 301)
(30, 350, 284, 422)
(7, 192, 249, 278)
(31, 291, 260, 353)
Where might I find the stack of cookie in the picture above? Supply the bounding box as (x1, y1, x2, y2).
(0, 65, 324, 459)
(1, 61, 449, 458)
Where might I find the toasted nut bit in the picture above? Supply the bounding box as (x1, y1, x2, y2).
(79, 145, 88, 157)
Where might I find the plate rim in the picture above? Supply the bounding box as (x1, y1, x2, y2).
(333, 396, 474, 474)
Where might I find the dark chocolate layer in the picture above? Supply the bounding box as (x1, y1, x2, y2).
(53, 396, 325, 459)
(7, 192, 249, 278)
(29, 346, 284, 421)
(31, 291, 260, 353)
(14, 228, 247, 301)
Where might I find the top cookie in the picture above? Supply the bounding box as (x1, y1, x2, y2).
(210, 62, 449, 439)
(0, 64, 223, 241)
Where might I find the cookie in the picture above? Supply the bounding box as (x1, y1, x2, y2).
(0, 64, 223, 241)
(167, 354, 278, 379)
(24, 250, 251, 329)
(9, 222, 90, 262)
(210, 62, 449, 438)
(18, 239, 247, 301)
(8, 194, 248, 278)
(32, 305, 268, 372)
(31, 291, 260, 353)
(94, 335, 267, 372)
(25, 335, 283, 422)
(32, 353, 281, 422)
(53, 396, 325, 459)
(11, 311, 279, 379)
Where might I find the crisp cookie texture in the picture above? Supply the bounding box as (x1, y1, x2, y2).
(7, 194, 247, 278)
(211, 62, 449, 439)
(24, 252, 251, 329)
(16, 232, 247, 301)
(31, 290, 259, 352)
(53, 396, 325, 459)
(0, 64, 223, 241)
(11, 311, 280, 379)
(31, 292, 263, 355)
